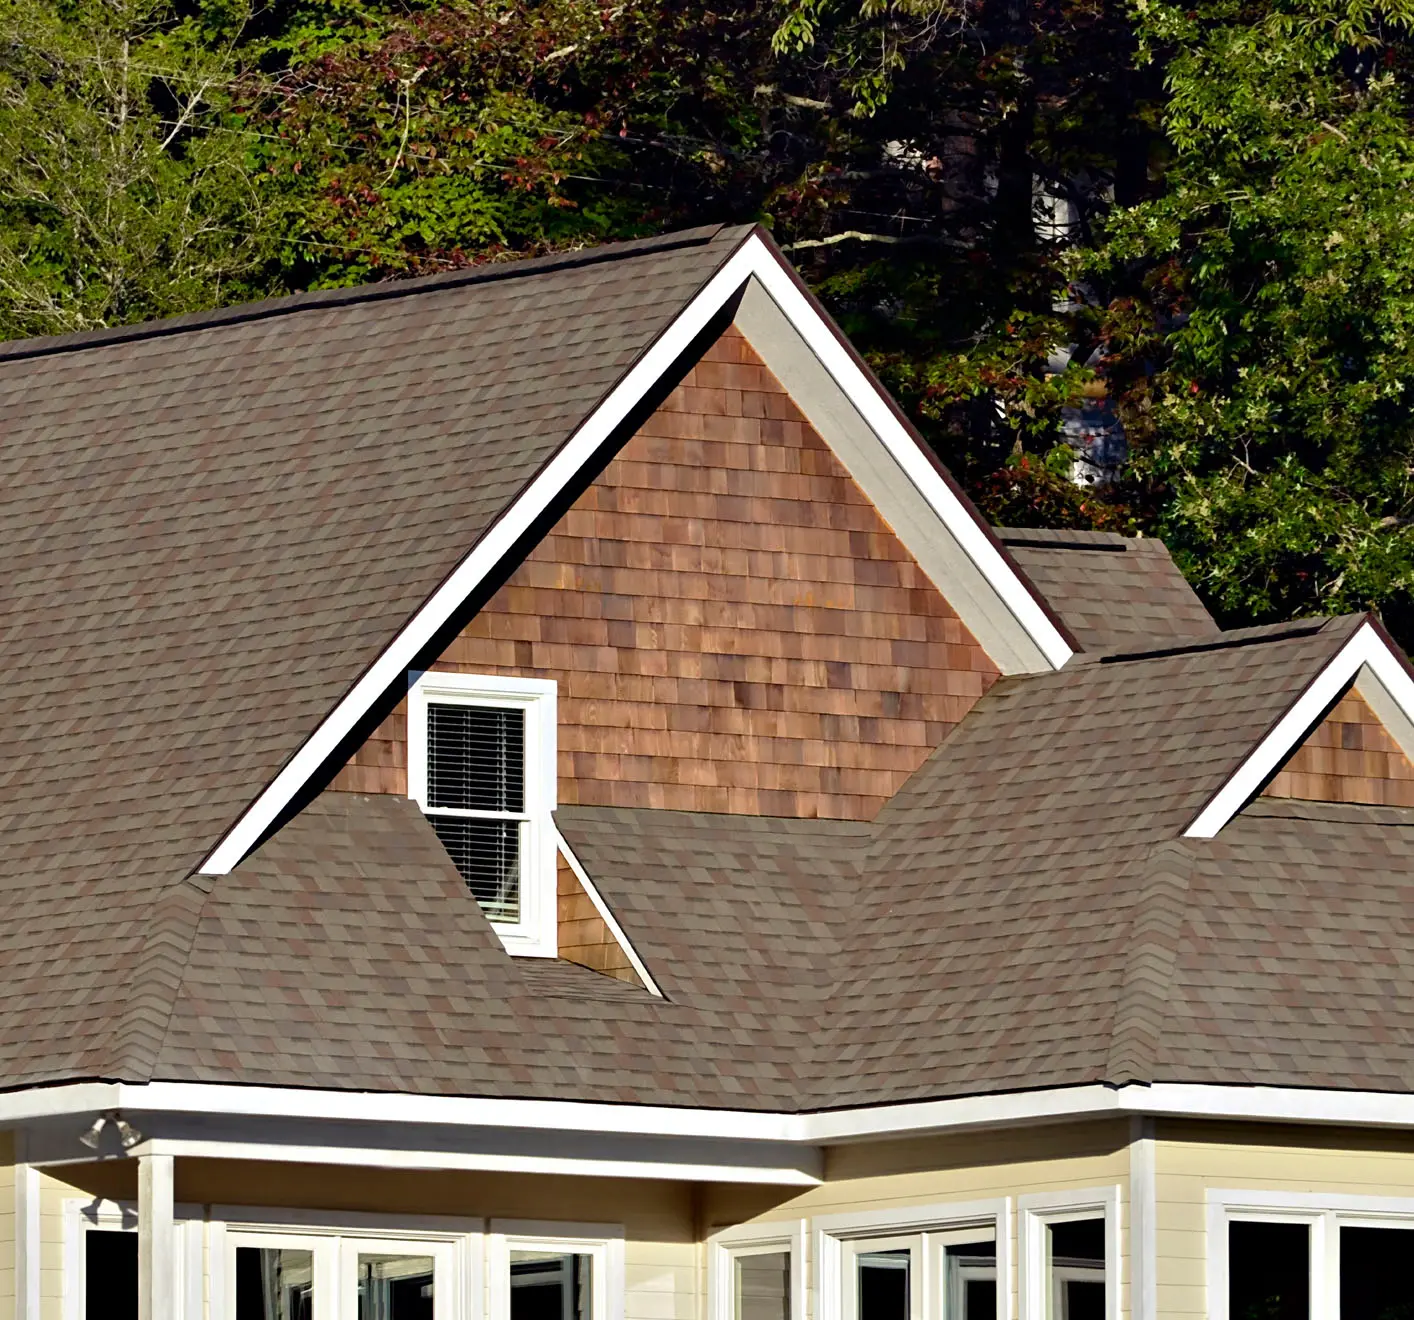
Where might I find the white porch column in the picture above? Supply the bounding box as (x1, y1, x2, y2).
(1129, 1115, 1157, 1320)
(13, 1157, 40, 1320)
(138, 1152, 176, 1320)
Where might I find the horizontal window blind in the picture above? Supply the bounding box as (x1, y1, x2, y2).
(427, 703, 525, 812)
(425, 701, 527, 923)
(431, 817, 521, 922)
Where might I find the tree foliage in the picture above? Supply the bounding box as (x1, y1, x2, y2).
(10, 0, 1414, 639)
(0, 0, 265, 337)
(1082, 0, 1414, 634)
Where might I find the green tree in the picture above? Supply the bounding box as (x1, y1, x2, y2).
(1082, 0, 1414, 635)
(0, 0, 267, 338)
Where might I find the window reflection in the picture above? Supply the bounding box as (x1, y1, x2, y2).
(235, 1247, 315, 1320)
(511, 1250, 594, 1320)
(358, 1253, 435, 1320)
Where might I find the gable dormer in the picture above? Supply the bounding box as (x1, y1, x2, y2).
(1264, 686, 1414, 808)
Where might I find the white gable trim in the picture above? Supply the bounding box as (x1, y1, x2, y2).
(1184, 619, 1414, 838)
(198, 230, 1071, 877)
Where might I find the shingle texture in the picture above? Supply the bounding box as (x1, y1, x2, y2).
(3, 225, 1409, 1111)
(0, 225, 755, 1089)
(997, 527, 1217, 650)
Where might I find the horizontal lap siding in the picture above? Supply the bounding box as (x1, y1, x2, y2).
(1264, 689, 1414, 807)
(332, 326, 999, 820)
(1155, 1120, 1414, 1320)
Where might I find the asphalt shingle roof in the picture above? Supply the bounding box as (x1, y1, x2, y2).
(1, 221, 1407, 1112)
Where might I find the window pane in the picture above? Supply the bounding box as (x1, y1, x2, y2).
(1340, 1225, 1414, 1320)
(359, 1253, 435, 1320)
(946, 1241, 996, 1320)
(236, 1247, 315, 1320)
(87, 1229, 137, 1320)
(736, 1251, 790, 1320)
(1049, 1219, 1105, 1320)
(1229, 1221, 1309, 1320)
(857, 1249, 910, 1320)
(511, 1250, 593, 1320)
(427, 703, 525, 812)
(432, 816, 521, 921)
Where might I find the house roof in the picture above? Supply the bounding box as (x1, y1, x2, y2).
(996, 527, 1218, 650)
(4, 224, 1414, 1116)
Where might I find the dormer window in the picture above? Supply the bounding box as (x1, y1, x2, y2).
(408, 673, 558, 956)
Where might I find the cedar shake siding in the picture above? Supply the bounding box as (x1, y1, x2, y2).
(556, 854, 642, 985)
(1263, 687, 1414, 808)
(331, 325, 1001, 819)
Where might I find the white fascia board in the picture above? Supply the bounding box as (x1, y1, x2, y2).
(19, 1080, 1414, 1151)
(1184, 620, 1414, 837)
(198, 232, 1069, 876)
(126, 1138, 821, 1186)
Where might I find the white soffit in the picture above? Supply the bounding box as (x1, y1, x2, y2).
(199, 231, 1070, 876)
(1184, 619, 1414, 838)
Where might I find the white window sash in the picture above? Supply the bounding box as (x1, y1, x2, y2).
(487, 1220, 624, 1320)
(1017, 1186, 1121, 1320)
(1206, 1188, 1414, 1320)
(707, 1220, 808, 1320)
(407, 672, 558, 957)
(814, 1198, 1012, 1320)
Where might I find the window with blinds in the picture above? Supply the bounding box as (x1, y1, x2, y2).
(424, 702, 528, 922)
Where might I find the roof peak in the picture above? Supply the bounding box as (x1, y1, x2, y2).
(0, 224, 746, 366)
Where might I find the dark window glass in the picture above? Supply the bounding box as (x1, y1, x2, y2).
(946, 1240, 997, 1320)
(736, 1251, 790, 1320)
(430, 816, 521, 920)
(427, 704, 525, 812)
(858, 1249, 910, 1320)
(1049, 1218, 1105, 1320)
(1340, 1225, 1414, 1320)
(358, 1253, 434, 1320)
(511, 1251, 592, 1320)
(235, 1246, 315, 1320)
(86, 1230, 137, 1320)
(1229, 1221, 1309, 1320)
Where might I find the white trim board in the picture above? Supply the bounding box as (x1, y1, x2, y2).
(197, 231, 1071, 877)
(1185, 619, 1414, 837)
(34, 1079, 1414, 1154)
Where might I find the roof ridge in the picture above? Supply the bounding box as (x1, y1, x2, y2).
(1090, 614, 1357, 665)
(0, 224, 741, 366)
(1105, 840, 1194, 1085)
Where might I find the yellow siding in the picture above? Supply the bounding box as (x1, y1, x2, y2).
(704, 1120, 1134, 1320)
(1155, 1119, 1414, 1320)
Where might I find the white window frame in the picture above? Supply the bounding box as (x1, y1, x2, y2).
(488, 1219, 625, 1320)
(1018, 1186, 1121, 1320)
(708, 1220, 808, 1320)
(814, 1198, 1012, 1320)
(1206, 1188, 1414, 1320)
(208, 1204, 481, 1320)
(62, 1197, 203, 1320)
(407, 671, 559, 957)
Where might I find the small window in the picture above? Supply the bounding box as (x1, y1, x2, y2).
(236, 1246, 315, 1320)
(491, 1225, 620, 1320)
(1341, 1224, 1414, 1320)
(945, 1240, 997, 1320)
(408, 674, 558, 955)
(1229, 1221, 1309, 1320)
(86, 1229, 138, 1320)
(1046, 1220, 1105, 1320)
(511, 1251, 593, 1320)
